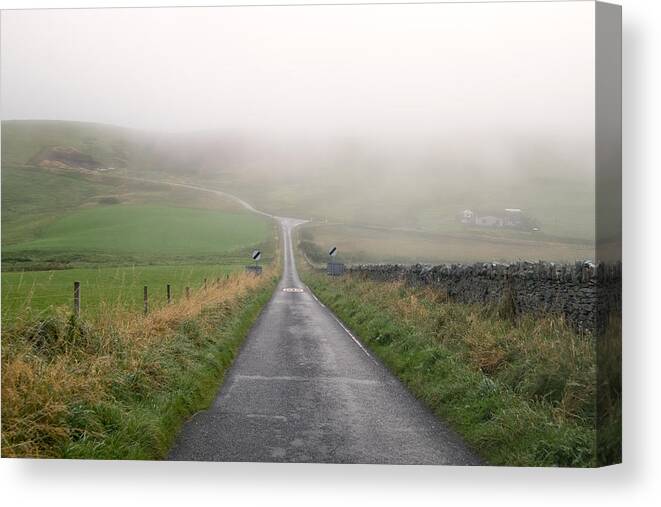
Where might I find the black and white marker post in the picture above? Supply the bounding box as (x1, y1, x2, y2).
(246, 249, 263, 276)
(326, 245, 345, 276)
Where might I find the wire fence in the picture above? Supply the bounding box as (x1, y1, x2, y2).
(1, 264, 266, 318)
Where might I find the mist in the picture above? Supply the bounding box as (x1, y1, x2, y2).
(1, 2, 597, 252)
(3, 4, 593, 138)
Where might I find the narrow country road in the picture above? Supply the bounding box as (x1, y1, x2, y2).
(168, 215, 482, 465)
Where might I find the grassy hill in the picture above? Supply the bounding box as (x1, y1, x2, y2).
(1, 165, 272, 269)
(1, 121, 276, 323)
(1, 120, 274, 269)
(2, 119, 595, 266)
(2, 120, 141, 169)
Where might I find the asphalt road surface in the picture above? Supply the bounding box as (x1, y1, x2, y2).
(168, 217, 482, 465)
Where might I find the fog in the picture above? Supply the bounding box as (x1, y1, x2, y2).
(3, 3, 593, 146)
(1, 3, 597, 247)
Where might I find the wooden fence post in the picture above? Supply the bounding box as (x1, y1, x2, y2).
(167, 284, 172, 304)
(143, 286, 149, 315)
(185, 286, 191, 299)
(204, 278, 208, 289)
(73, 281, 81, 318)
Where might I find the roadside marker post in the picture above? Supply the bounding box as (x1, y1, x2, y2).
(246, 250, 263, 276)
(185, 286, 191, 299)
(167, 284, 172, 304)
(327, 245, 345, 276)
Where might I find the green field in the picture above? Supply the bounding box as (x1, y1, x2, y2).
(298, 223, 594, 265)
(2, 164, 275, 271)
(4, 205, 270, 257)
(1, 166, 121, 246)
(2, 264, 245, 317)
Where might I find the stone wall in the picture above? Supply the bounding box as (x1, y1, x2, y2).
(346, 261, 621, 334)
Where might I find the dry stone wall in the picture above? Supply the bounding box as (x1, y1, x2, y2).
(346, 261, 621, 334)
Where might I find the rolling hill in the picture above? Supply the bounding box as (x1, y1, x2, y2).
(2, 119, 595, 266)
(1, 121, 274, 271)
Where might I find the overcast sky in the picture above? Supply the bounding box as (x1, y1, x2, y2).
(1, 2, 595, 139)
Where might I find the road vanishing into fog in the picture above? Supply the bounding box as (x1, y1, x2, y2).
(167, 192, 482, 464)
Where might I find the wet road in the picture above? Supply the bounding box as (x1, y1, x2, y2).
(168, 217, 482, 465)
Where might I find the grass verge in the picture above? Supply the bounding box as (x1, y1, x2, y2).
(1, 269, 278, 459)
(302, 269, 601, 467)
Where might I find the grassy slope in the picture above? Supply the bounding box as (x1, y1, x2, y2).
(1, 120, 148, 169)
(1, 166, 121, 245)
(2, 165, 274, 272)
(4, 205, 270, 256)
(302, 269, 598, 467)
(1, 119, 255, 252)
(1, 165, 250, 245)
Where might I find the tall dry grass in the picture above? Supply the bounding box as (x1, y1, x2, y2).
(1, 268, 275, 458)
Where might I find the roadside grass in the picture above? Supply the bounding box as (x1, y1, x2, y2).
(302, 270, 600, 467)
(1, 268, 278, 459)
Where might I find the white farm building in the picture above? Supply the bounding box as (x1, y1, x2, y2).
(460, 208, 527, 230)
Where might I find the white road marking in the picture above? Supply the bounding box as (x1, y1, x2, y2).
(331, 315, 378, 364)
(282, 287, 304, 292)
(306, 288, 377, 364)
(309, 291, 326, 308)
